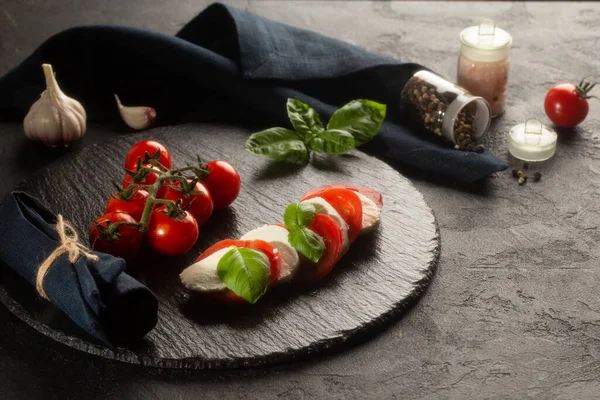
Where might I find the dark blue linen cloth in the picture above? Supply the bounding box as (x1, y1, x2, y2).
(0, 192, 158, 345)
(0, 2, 506, 182)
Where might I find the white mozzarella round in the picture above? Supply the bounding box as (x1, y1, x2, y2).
(179, 247, 230, 293)
(355, 191, 382, 233)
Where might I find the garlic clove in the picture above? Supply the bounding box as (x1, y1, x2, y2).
(23, 64, 87, 147)
(114, 94, 157, 130)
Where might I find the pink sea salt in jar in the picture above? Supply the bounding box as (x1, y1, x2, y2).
(457, 19, 512, 117)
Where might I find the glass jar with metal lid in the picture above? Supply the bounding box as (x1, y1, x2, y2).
(400, 70, 491, 152)
(457, 19, 512, 117)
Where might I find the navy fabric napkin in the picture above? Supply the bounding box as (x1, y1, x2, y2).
(0, 2, 507, 181)
(0, 192, 158, 345)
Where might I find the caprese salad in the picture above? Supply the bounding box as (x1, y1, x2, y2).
(180, 185, 383, 304)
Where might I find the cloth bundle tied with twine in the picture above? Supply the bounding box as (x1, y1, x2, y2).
(0, 192, 158, 345)
(35, 214, 98, 300)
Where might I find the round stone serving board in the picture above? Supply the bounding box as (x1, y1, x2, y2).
(0, 124, 439, 370)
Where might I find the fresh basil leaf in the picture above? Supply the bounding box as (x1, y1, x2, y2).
(245, 127, 309, 164)
(284, 202, 316, 230)
(217, 247, 270, 304)
(307, 129, 356, 154)
(327, 99, 387, 146)
(286, 98, 325, 139)
(288, 227, 325, 263)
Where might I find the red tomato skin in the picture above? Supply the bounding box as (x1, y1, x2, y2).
(303, 185, 383, 208)
(105, 189, 149, 221)
(124, 140, 173, 170)
(302, 188, 363, 243)
(293, 214, 344, 285)
(197, 239, 281, 287)
(544, 83, 589, 128)
(88, 212, 142, 261)
(147, 209, 199, 256)
(164, 181, 214, 227)
(202, 161, 241, 209)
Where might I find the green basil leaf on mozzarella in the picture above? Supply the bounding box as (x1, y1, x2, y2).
(217, 247, 271, 304)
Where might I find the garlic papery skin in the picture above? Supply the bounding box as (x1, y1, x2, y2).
(23, 64, 87, 147)
(114, 94, 157, 130)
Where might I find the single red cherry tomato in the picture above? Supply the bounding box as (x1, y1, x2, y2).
(197, 239, 281, 287)
(164, 180, 213, 227)
(123, 164, 160, 188)
(293, 214, 343, 284)
(302, 188, 363, 243)
(303, 185, 383, 208)
(124, 140, 173, 170)
(201, 160, 241, 209)
(105, 189, 149, 221)
(147, 208, 199, 256)
(544, 82, 595, 128)
(88, 212, 142, 261)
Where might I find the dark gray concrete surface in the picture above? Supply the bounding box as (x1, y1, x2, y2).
(1, 1, 600, 399)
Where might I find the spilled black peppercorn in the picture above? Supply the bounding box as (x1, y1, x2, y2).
(510, 166, 542, 186)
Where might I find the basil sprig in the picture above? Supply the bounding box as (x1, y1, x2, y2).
(284, 202, 325, 263)
(245, 98, 386, 164)
(217, 247, 271, 304)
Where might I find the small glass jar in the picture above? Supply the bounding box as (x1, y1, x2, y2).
(508, 119, 557, 162)
(399, 70, 491, 152)
(457, 19, 512, 117)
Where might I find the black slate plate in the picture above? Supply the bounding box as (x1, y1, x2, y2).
(0, 123, 439, 369)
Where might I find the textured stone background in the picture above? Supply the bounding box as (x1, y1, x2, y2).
(1, 1, 600, 399)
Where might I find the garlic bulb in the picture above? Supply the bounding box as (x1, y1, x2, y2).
(23, 64, 87, 146)
(114, 94, 157, 130)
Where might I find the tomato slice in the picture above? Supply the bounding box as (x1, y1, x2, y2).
(302, 188, 363, 244)
(293, 214, 343, 284)
(197, 239, 282, 288)
(303, 185, 383, 208)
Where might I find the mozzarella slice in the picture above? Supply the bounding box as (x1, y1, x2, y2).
(241, 225, 299, 283)
(179, 247, 229, 293)
(355, 191, 382, 233)
(301, 197, 350, 253)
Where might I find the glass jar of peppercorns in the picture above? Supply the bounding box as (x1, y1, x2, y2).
(399, 70, 491, 153)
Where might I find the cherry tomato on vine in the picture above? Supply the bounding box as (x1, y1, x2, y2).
(88, 212, 142, 260)
(201, 160, 241, 209)
(123, 164, 160, 189)
(544, 78, 597, 128)
(147, 207, 199, 256)
(164, 180, 214, 227)
(124, 140, 173, 170)
(293, 214, 343, 285)
(106, 189, 149, 221)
